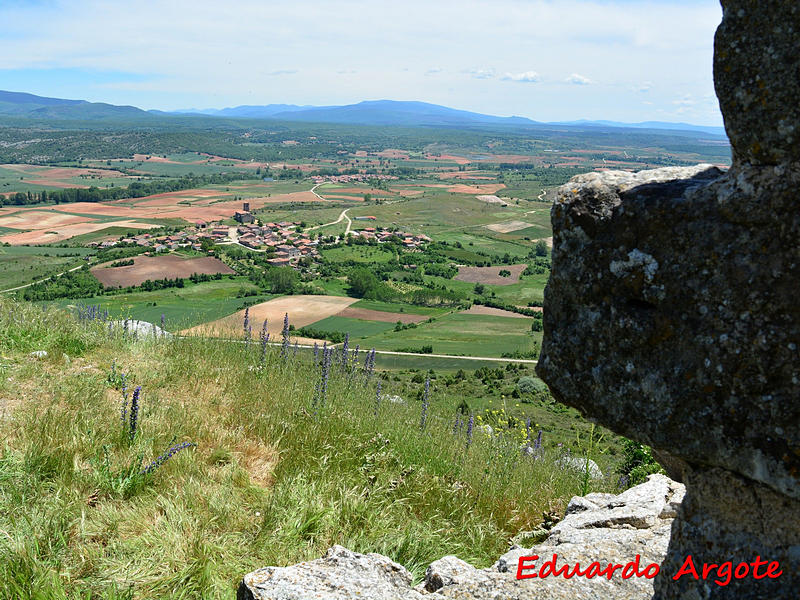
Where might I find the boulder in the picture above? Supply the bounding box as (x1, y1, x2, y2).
(536, 3, 800, 595)
(238, 475, 685, 600)
(110, 320, 172, 339)
(238, 545, 428, 600)
(555, 456, 603, 480)
(714, 0, 800, 165)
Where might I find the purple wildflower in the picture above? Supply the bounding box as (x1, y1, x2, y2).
(374, 381, 382, 417)
(141, 441, 197, 475)
(319, 347, 332, 410)
(452, 414, 462, 435)
(129, 386, 141, 442)
(466, 415, 474, 451)
(243, 306, 250, 334)
(419, 377, 430, 431)
(534, 430, 543, 450)
(340, 333, 349, 369)
(313, 342, 319, 362)
(160, 313, 165, 331)
(120, 373, 128, 427)
(280, 313, 290, 360)
(260, 319, 269, 364)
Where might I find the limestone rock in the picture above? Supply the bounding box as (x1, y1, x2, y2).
(237, 545, 430, 600)
(111, 320, 172, 339)
(536, 162, 800, 597)
(238, 475, 684, 600)
(555, 456, 603, 479)
(714, 0, 800, 164)
(537, 163, 798, 500)
(420, 556, 475, 592)
(29, 350, 47, 359)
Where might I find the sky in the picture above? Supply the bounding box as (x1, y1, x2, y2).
(0, 0, 724, 125)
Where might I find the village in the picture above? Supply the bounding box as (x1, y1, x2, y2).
(87, 201, 432, 267)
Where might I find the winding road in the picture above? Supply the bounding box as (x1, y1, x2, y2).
(307, 207, 352, 236)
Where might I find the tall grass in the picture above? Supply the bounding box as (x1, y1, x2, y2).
(0, 297, 610, 598)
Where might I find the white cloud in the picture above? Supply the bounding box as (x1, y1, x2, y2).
(465, 68, 495, 80)
(0, 0, 724, 124)
(565, 73, 591, 85)
(501, 71, 541, 83)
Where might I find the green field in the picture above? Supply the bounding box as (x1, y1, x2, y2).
(371, 352, 530, 372)
(350, 299, 444, 315)
(321, 245, 396, 263)
(0, 246, 93, 290)
(42, 279, 261, 330)
(426, 271, 550, 304)
(359, 312, 540, 357)
(346, 193, 550, 259)
(309, 315, 396, 338)
(0, 164, 132, 195)
(60, 221, 188, 245)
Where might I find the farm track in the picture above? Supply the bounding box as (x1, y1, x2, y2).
(179, 335, 538, 364)
(0, 262, 88, 294)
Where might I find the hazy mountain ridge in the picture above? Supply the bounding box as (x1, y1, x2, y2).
(0, 90, 725, 136)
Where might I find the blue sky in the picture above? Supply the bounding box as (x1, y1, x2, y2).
(0, 0, 723, 125)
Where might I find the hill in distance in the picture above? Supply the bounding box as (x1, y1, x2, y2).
(0, 89, 726, 136)
(0, 90, 149, 120)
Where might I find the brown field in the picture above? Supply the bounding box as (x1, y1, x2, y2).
(392, 189, 424, 198)
(0, 210, 90, 230)
(425, 153, 471, 165)
(375, 149, 410, 159)
(128, 189, 228, 207)
(0, 220, 160, 245)
(319, 195, 368, 201)
(0, 185, 344, 245)
(337, 307, 428, 324)
(255, 191, 329, 204)
(476, 195, 509, 206)
(1, 164, 130, 189)
(486, 221, 534, 233)
(454, 264, 527, 286)
(92, 255, 235, 288)
(437, 171, 497, 180)
(448, 183, 506, 194)
(478, 154, 535, 164)
(461, 305, 533, 319)
(184, 295, 358, 341)
(321, 187, 392, 196)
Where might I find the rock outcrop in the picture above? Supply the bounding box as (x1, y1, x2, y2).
(238, 475, 685, 600)
(110, 319, 172, 339)
(536, 2, 800, 597)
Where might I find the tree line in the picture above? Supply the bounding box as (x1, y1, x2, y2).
(0, 173, 253, 207)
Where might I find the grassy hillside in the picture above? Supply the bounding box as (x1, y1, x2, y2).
(0, 297, 620, 598)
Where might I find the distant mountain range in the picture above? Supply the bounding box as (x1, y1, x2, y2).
(166, 100, 537, 127)
(0, 90, 727, 136)
(0, 90, 148, 120)
(552, 119, 726, 137)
